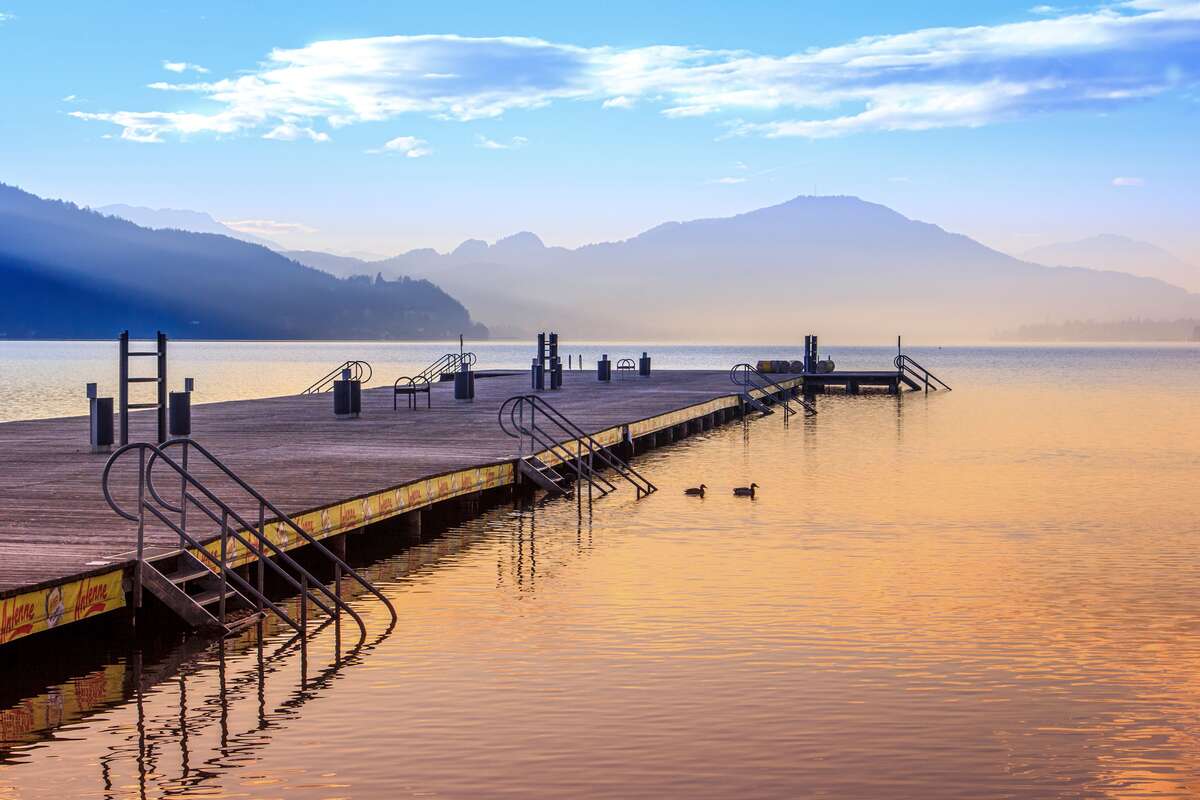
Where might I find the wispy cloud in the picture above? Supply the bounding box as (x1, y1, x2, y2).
(263, 122, 330, 142)
(222, 219, 317, 235)
(476, 134, 528, 149)
(72, 2, 1200, 144)
(1112, 175, 1146, 186)
(163, 60, 209, 74)
(707, 176, 747, 184)
(61, 94, 78, 103)
(367, 135, 432, 157)
(0, 11, 14, 23)
(602, 95, 635, 109)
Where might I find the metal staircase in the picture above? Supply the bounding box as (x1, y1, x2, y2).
(300, 360, 372, 395)
(498, 394, 657, 499)
(102, 438, 397, 645)
(730, 363, 816, 417)
(415, 352, 476, 384)
(894, 354, 952, 393)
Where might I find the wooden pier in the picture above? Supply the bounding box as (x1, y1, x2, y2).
(0, 369, 805, 646)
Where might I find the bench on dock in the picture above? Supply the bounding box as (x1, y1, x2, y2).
(393, 376, 432, 410)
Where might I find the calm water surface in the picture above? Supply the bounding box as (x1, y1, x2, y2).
(1, 343, 1199, 798)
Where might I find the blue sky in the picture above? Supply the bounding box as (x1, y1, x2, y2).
(0, 1, 1197, 261)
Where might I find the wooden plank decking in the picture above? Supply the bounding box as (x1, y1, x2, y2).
(0, 370, 785, 605)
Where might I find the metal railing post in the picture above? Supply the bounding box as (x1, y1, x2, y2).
(135, 446, 145, 611)
(219, 511, 228, 624)
(257, 503, 266, 613)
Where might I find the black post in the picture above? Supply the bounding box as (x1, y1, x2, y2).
(119, 330, 129, 445)
(156, 332, 167, 444)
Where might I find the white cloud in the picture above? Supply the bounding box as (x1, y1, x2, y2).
(163, 60, 209, 74)
(476, 134, 528, 149)
(263, 122, 330, 142)
(0, 12, 13, 23)
(708, 176, 747, 184)
(72, 3, 1200, 143)
(62, 94, 77, 103)
(602, 95, 635, 109)
(222, 219, 317, 235)
(369, 135, 432, 157)
(1030, 4, 1060, 14)
(1112, 175, 1146, 186)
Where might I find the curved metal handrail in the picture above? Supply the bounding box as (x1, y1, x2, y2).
(730, 363, 816, 416)
(894, 354, 952, 391)
(102, 442, 368, 645)
(415, 352, 476, 384)
(146, 438, 397, 629)
(393, 375, 432, 410)
(301, 360, 372, 395)
(498, 394, 656, 496)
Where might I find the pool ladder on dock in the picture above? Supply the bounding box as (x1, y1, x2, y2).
(102, 438, 397, 645)
(730, 363, 817, 418)
(895, 354, 952, 393)
(499, 394, 657, 499)
(300, 360, 372, 395)
(415, 351, 476, 383)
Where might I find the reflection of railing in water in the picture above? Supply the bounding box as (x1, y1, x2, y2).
(4, 488, 603, 792)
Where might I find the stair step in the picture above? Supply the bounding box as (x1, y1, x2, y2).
(167, 567, 214, 585)
(192, 586, 240, 606)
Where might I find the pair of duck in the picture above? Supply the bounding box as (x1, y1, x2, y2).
(684, 483, 758, 498)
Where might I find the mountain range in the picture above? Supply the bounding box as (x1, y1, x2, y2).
(1023, 235, 1199, 294)
(8, 185, 1198, 342)
(285, 197, 1199, 342)
(0, 184, 486, 340)
(96, 204, 281, 250)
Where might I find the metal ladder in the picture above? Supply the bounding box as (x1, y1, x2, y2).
(101, 438, 397, 646)
(498, 394, 657, 499)
(730, 363, 817, 417)
(415, 352, 476, 384)
(118, 330, 167, 445)
(894, 354, 952, 393)
(300, 360, 372, 395)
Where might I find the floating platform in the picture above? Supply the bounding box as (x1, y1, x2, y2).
(0, 369, 805, 647)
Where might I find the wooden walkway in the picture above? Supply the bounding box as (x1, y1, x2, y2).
(0, 369, 796, 644)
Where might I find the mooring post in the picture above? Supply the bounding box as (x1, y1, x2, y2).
(119, 330, 129, 446)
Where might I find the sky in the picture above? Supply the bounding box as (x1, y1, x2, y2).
(0, 0, 1198, 261)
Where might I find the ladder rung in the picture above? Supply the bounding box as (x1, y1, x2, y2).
(127, 351, 160, 357)
(126, 377, 160, 383)
(126, 402, 160, 410)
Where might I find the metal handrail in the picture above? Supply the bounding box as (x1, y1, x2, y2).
(393, 375, 432, 410)
(102, 441, 395, 646)
(148, 438, 397, 628)
(102, 442, 347, 639)
(415, 352, 476, 384)
(730, 363, 817, 417)
(301, 360, 372, 395)
(894, 354, 952, 392)
(503, 400, 620, 497)
(498, 394, 656, 498)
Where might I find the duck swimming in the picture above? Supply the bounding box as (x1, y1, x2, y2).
(684, 484, 707, 496)
(732, 483, 758, 497)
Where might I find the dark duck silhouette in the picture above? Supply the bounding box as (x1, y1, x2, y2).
(732, 483, 758, 497)
(684, 484, 707, 496)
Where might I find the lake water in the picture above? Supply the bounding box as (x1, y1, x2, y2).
(1, 342, 1199, 798)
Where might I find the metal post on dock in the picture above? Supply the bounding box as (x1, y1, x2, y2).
(119, 331, 129, 445)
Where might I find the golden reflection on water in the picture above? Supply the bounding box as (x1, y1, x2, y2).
(2, 351, 1200, 798)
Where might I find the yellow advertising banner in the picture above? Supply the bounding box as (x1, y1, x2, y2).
(0, 570, 126, 646)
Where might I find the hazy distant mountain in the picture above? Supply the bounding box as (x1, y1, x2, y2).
(285, 195, 1198, 342)
(1022, 234, 1199, 293)
(97, 203, 281, 250)
(0, 184, 486, 340)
